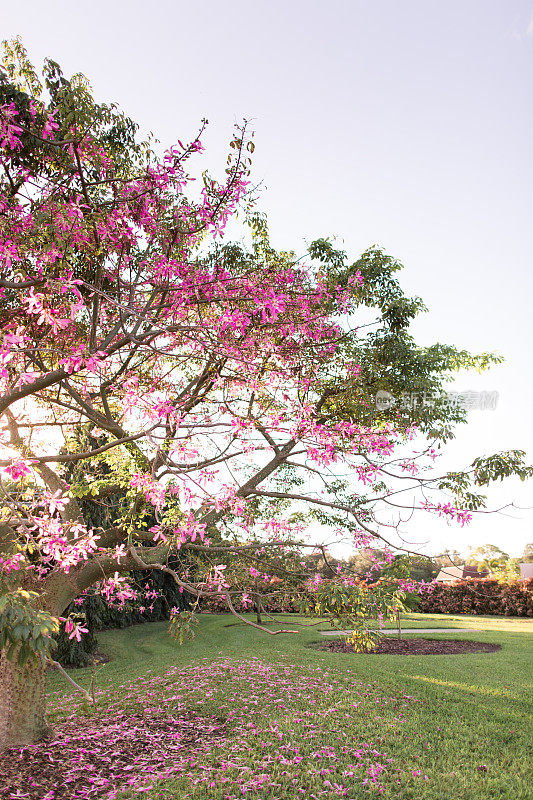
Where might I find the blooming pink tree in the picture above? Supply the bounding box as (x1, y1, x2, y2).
(1, 44, 531, 748)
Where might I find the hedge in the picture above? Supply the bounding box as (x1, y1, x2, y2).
(199, 578, 533, 619)
(416, 578, 533, 617)
(200, 591, 302, 615)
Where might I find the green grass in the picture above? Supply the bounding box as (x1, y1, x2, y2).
(46, 613, 533, 799)
(375, 612, 533, 632)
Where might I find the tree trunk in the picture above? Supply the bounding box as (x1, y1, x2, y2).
(0, 574, 80, 750)
(0, 649, 49, 750)
(254, 598, 262, 625)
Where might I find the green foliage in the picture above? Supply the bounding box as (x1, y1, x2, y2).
(0, 584, 58, 665)
(168, 608, 199, 645)
(0, 37, 147, 181)
(472, 451, 533, 485)
(434, 450, 533, 512)
(522, 543, 533, 563)
(467, 544, 510, 570)
(302, 581, 413, 652)
(307, 240, 503, 446)
(465, 544, 520, 582)
(381, 554, 437, 582)
(489, 560, 520, 582)
(52, 565, 191, 668)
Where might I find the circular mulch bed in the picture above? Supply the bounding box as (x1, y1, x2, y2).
(317, 638, 501, 655)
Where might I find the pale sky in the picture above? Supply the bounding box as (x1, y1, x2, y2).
(2, 0, 532, 557)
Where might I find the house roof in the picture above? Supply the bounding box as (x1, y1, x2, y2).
(436, 566, 464, 583)
(519, 563, 533, 579)
(436, 565, 489, 583)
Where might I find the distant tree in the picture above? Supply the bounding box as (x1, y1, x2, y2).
(346, 548, 390, 580)
(466, 544, 510, 573)
(301, 550, 343, 579)
(522, 543, 533, 563)
(381, 554, 436, 582)
(434, 550, 462, 569)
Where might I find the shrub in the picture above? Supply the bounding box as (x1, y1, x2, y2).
(198, 577, 533, 620)
(52, 566, 190, 667)
(416, 578, 533, 617)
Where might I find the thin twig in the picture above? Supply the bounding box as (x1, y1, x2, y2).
(47, 659, 94, 703)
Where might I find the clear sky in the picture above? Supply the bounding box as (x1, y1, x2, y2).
(2, 0, 532, 557)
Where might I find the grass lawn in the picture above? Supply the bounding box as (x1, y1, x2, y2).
(44, 613, 533, 800)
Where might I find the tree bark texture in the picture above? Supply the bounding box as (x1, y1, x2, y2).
(0, 648, 49, 750)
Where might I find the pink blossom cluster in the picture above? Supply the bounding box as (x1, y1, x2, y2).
(421, 501, 473, 527)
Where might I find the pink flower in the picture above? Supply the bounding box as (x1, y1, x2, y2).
(113, 544, 127, 563)
(3, 460, 35, 481)
(23, 287, 44, 314)
(64, 619, 89, 641)
(45, 490, 67, 515)
(0, 553, 25, 573)
(17, 372, 39, 386)
(42, 111, 59, 140)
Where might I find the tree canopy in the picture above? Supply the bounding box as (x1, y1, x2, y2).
(0, 40, 531, 748)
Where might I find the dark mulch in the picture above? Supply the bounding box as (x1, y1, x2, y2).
(0, 710, 227, 800)
(89, 650, 111, 666)
(83, 650, 111, 668)
(317, 637, 502, 655)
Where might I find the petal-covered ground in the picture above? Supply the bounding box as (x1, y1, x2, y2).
(0, 658, 420, 799)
